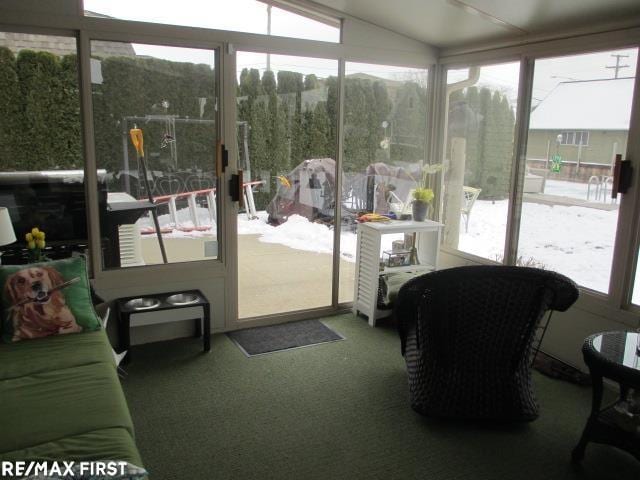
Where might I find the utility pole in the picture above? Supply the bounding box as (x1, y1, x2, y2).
(606, 54, 629, 78)
(266, 4, 272, 72)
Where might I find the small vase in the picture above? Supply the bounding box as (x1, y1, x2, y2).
(412, 201, 429, 222)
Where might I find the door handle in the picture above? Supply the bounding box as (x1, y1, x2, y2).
(612, 154, 632, 199)
(230, 170, 244, 209)
(216, 141, 229, 177)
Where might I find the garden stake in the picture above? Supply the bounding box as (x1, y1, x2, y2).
(130, 126, 168, 264)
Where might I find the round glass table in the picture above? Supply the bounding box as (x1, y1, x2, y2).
(572, 331, 640, 463)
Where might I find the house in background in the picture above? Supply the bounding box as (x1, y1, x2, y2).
(527, 77, 634, 181)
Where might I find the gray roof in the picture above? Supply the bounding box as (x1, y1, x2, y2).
(529, 77, 634, 131)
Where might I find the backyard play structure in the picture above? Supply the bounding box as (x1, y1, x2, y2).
(113, 115, 485, 268)
(117, 115, 441, 233)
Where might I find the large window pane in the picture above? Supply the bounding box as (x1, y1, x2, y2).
(84, 0, 340, 43)
(0, 33, 86, 263)
(441, 62, 520, 261)
(519, 48, 637, 293)
(236, 53, 338, 318)
(339, 62, 429, 304)
(91, 41, 218, 269)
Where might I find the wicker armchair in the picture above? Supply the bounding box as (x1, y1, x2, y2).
(395, 266, 579, 422)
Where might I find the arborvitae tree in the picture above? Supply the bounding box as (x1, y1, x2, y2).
(58, 54, 82, 169)
(451, 86, 515, 200)
(373, 80, 392, 129)
(277, 71, 303, 95)
(240, 68, 263, 98)
(494, 94, 515, 197)
(239, 68, 249, 96)
(390, 81, 427, 165)
(305, 102, 330, 158)
(343, 78, 370, 172)
(0, 47, 21, 171)
(17, 50, 64, 170)
(261, 70, 276, 95)
(464, 86, 481, 186)
(304, 74, 319, 91)
(340, 77, 392, 173)
(479, 90, 501, 198)
(325, 76, 338, 158)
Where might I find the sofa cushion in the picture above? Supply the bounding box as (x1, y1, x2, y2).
(0, 427, 143, 467)
(0, 330, 135, 459)
(0, 330, 113, 381)
(0, 361, 134, 455)
(0, 256, 101, 343)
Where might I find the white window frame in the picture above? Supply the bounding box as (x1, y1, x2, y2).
(560, 130, 589, 146)
(437, 31, 640, 325)
(0, 2, 437, 331)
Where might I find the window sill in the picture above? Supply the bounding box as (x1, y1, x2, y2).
(440, 247, 639, 328)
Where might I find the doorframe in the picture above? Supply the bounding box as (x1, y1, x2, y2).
(224, 49, 348, 331)
(77, 29, 227, 279)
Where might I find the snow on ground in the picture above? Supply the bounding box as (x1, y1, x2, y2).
(543, 179, 589, 200)
(239, 212, 400, 260)
(544, 178, 618, 203)
(460, 199, 618, 294)
(135, 179, 638, 302)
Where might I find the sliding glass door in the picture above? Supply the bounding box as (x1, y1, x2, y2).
(339, 62, 430, 304)
(235, 52, 339, 319)
(90, 41, 220, 270)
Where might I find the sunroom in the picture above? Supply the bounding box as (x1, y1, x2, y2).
(0, 0, 639, 478)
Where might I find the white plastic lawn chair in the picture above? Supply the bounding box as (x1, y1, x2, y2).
(388, 188, 416, 217)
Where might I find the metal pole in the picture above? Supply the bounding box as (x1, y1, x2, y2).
(122, 118, 131, 194)
(266, 5, 272, 72)
(545, 139, 550, 171)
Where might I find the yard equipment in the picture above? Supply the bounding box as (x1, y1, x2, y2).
(130, 126, 168, 264)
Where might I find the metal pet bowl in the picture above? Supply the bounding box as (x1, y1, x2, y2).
(165, 293, 199, 306)
(124, 297, 161, 311)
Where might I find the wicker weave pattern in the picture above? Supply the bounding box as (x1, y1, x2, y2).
(395, 266, 579, 422)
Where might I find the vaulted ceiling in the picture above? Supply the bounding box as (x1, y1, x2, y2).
(312, 0, 640, 48)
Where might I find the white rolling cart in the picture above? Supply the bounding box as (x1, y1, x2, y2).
(352, 220, 443, 326)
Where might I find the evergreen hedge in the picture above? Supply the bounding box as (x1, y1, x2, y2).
(0, 46, 514, 203)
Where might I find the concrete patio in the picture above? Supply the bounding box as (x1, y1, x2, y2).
(141, 233, 355, 318)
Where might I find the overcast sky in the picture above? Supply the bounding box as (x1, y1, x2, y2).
(84, 0, 428, 80)
(448, 48, 637, 108)
(85, 0, 637, 107)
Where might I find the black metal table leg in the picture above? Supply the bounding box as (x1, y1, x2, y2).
(203, 302, 211, 352)
(194, 317, 202, 338)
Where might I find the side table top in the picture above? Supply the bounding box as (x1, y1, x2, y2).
(357, 219, 443, 234)
(584, 331, 640, 374)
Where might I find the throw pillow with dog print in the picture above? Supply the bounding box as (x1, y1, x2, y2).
(0, 255, 101, 343)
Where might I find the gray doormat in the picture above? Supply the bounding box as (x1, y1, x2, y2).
(227, 319, 344, 357)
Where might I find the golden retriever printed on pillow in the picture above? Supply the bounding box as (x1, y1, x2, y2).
(4, 266, 82, 341)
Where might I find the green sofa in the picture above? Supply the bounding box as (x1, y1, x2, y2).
(0, 329, 143, 467)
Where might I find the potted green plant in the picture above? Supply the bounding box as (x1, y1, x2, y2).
(411, 164, 441, 222)
(411, 187, 434, 221)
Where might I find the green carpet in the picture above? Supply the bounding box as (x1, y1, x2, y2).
(121, 314, 639, 480)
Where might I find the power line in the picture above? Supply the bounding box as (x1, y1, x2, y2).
(605, 54, 630, 79)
